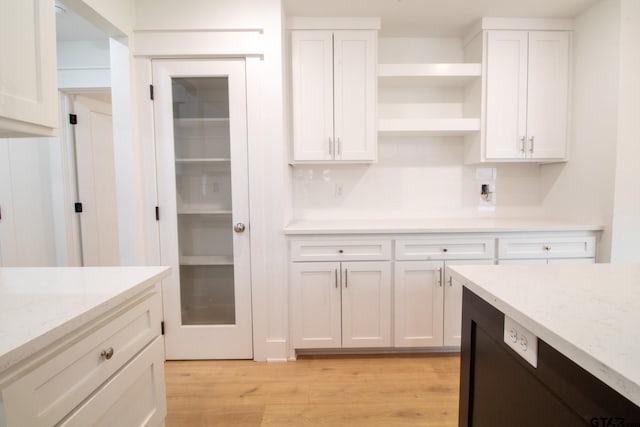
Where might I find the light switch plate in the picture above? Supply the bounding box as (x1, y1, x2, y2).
(504, 316, 538, 368)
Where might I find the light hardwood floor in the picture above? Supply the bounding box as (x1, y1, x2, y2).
(164, 353, 460, 426)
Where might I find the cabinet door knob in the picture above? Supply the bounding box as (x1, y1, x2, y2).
(338, 249, 344, 254)
(100, 347, 114, 360)
(233, 223, 246, 233)
(442, 248, 448, 253)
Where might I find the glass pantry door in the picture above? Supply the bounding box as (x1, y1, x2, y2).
(153, 59, 252, 359)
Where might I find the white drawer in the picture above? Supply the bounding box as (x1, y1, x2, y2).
(395, 238, 495, 261)
(290, 240, 391, 261)
(498, 236, 596, 259)
(58, 337, 166, 427)
(1, 291, 162, 427)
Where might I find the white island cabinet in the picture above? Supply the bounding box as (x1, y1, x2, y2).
(0, 266, 170, 427)
(0, 0, 58, 137)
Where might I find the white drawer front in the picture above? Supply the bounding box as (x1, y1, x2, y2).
(498, 236, 596, 259)
(395, 238, 495, 261)
(1, 292, 162, 427)
(290, 240, 391, 261)
(59, 337, 166, 427)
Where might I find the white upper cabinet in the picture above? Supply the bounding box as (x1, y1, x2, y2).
(291, 29, 377, 163)
(484, 30, 570, 161)
(0, 0, 57, 137)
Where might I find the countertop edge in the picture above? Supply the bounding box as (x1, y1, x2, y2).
(283, 220, 605, 235)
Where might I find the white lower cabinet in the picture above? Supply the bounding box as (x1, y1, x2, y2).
(0, 289, 166, 427)
(290, 260, 392, 349)
(289, 231, 598, 354)
(442, 260, 494, 346)
(394, 261, 444, 347)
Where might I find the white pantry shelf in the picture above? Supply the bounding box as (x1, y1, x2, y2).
(180, 255, 234, 266)
(175, 158, 231, 163)
(378, 118, 481, 136)
(177, 209, 232, 215)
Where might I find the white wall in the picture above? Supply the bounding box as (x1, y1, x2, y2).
(540, 0, 621, 261)
(609, 0, 640, 261)
(292, 140, 543, 219)
(57, 39, 111, 89)
(0, 139, 58, 266)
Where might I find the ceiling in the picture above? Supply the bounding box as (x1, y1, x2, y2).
(283, 0, 600, 36)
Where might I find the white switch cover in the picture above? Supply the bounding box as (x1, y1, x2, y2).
(504, 316, 538, 368)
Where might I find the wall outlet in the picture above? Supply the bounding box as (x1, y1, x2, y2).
(504, 316, 538, 368)
(334, 183, 343, 198)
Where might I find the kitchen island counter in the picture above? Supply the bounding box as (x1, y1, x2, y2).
(449, 263, 640, 412)
(0, 266, 170, 375)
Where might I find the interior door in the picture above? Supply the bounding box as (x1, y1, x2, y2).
(73, 94, 120, 266)
(153, 59, 252, 359)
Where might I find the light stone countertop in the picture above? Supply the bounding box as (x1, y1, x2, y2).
(448, 263, 640, 407)
(284, 217, 604, 234)
(0, 266, 170, 375)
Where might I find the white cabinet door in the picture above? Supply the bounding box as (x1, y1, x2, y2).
(526, 31, 570, 160)
(290, 262, 342, 349)
(291, 31, 334, 161)
(484, 30, 570, 162)
(333, 31, 377, 162)
(0, 0, 57, 137)
(154, 59, 253, 359)
(291, 30, 376, 162)
(443, 260, 494, 347)
(394, 261, 444, 347)
(341, 261, 391, 347)
(485, 31, 528, 160)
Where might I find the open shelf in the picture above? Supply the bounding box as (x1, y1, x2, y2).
(175, 158, 231, 163)
(173, 117, 229, 126)
(378, 63, 481, 87)
(378, 118, 481, 136)
(180, 255, 234, 266)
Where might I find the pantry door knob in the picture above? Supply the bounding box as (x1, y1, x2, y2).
(234, 223, 246, 233)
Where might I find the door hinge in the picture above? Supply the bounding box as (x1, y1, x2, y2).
(149, 84, 154, 100)
(74, 202, 83, 213)
(161, 321, 165, 335)
(155, 206, 160, 221)
(69, 114, 77, 125)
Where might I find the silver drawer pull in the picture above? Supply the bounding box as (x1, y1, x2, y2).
(101, 347, 114, 360)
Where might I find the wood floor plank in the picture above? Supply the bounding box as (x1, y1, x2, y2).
(165, 354, 460, 427)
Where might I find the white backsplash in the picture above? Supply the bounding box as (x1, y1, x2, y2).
(291, 138, 543, 220)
